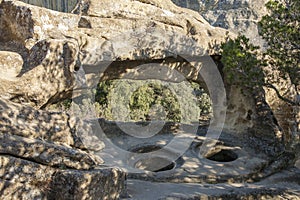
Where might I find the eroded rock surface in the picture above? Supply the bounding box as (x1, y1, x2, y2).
(0, 155, 125, 200)
(0, 0, 230, 108)
(0, 39, 80, 108)
(124, 170, 300, 200)
(172, 0, 269, 47)
(0, 97, 126, 199)
(0, 0, 297, 199)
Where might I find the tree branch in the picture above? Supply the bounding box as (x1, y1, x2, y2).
(264, 83, 299, 106)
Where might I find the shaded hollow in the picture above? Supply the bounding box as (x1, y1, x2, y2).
(130, 145, 182, 172)
(206, 149, 238, 162)
(134, 157, 175, 172)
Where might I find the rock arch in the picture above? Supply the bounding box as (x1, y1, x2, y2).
(0, 1, 294, 198)
(0, 0, 284, 155)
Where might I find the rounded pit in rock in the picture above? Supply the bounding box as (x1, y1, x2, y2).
(206, 149, 238, 162)
(134, 157, 176, 172)
(127, 144, 183, 173)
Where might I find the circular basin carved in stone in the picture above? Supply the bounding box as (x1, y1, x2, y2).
(206, 149, 238, 162)
(134, 157, 176, 172)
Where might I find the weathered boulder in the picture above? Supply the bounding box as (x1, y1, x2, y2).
(1, 97, 92, 146)
(0, 39, 80, 108)
(0, 132, 102, 169)
(0, 0, 83, 108)
(0, 155, 126, 200)
(0, 97, 105, 161)
(0, 97, 126, 199)
(0, 98, 98, 167)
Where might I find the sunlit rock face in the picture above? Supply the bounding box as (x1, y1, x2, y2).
(171, 0, 299, 148)
(0, 0, 228, 109)
(171, 0, 300, 148)
(0, 0, 296, 198)
(0, 0, 284, 154)
(171, 0, 269, 47)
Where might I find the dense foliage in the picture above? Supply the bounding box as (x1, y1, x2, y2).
(259, 0, 300, 89)
(49, 79, 212, 122)
(221, 0, 299, 106)
(95, 80, 211, 122)
(129, 83, 181, 122)
(221, 35, 265, 89)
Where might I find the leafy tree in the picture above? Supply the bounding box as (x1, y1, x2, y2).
(92, 79, 209, 122)
(221, 35, 265, 90)
(129, 83, 181, 122)
(95, 80, 113, 105)
(259, 0, 299, 89)
(221, 0, 299, 106)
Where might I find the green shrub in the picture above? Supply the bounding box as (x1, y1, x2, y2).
(129, 82, 181, 122)
(47, 79, 212, 123)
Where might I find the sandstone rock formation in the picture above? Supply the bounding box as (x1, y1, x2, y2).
(0, 0, 230, 107)
(0, 40, 80, 108)
(172, 0, 269, 47)
(1, 155, 125, 199)
(0, 97, 126, 199)
(0, 0, 297, 199)
(1, 0, 288, 160)
(172, 0, 299, 152)
(0, 0, 82, 108)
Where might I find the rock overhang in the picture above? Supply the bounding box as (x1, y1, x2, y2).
(0, 1, 296, 198)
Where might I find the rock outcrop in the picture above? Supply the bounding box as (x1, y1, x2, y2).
(0, 97, 126, 199)
(171, 0, 299, 149)
(1, 155, 125, 199)
(0, 0, 229, 108)
(0, 0, 295, 199)
(172, 0, 269, 47)
(1, 0, 286, 157)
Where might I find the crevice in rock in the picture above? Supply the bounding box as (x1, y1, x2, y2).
(0, 153, 52, 169)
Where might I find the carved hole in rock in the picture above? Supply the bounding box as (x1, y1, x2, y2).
(134, 157, 176, 172)
(129, 145, 183, 172)
(206, 149, 238, 162)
